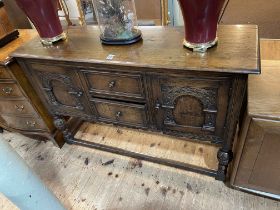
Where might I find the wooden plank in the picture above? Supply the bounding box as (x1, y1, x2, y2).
(248, 60, 280, 120)
(260, 39, 280, 60)
(75, 123, 219, 171)
(0, 193, 18, 210)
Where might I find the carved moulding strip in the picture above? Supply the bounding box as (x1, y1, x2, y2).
(37, 71, 85, 111)
(163, 126, 222, 144)
(161, 85, 217, 109)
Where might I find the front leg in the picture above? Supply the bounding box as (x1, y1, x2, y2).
(216, 149, 233, 181)
(215, 76, 247, 181)
(53, 115, 75, 144)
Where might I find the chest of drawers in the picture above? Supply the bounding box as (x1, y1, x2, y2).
(13, 26, 260, 181)
(0, 29, 81, 147)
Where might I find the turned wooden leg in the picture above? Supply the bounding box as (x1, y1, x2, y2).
(216, 149, 233, 181)
(53, 115, 75, 144)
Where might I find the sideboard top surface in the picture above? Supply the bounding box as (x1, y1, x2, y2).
(0, 29, 37, 66)
(13, 25, 260, 74)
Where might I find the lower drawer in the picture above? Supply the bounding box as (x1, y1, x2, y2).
(1, 115, 47, 131)
(92, 98, 147, 128)
(0, 99, 37, 116)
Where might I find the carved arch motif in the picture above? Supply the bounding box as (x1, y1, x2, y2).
(160, 85, 218, 132)
(37, 71, 85, 111)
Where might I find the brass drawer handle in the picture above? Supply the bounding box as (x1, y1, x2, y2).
(2, 87, 13, 94)
(115, 111, 122, 120)
(108, 81, 116, 89)
(26, 121, 36, 128)
(155, 100, 161, 110)
(68, 90, 83, 97)
(15, 105, 25, 112)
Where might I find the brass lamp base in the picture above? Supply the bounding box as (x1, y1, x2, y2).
(41, 32, 67, 46)
(183, 37, 218, 52)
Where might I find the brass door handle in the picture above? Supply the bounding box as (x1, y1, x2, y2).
(26, 121, 36, 128)
(15, 105, 25, 112)
(68, 90, 83, 97)
(2, 87, 13, 94)
(155, 100, 161, 110)
(115, 111, 122, 120)
(108, 81, 116, 89)
(155, 101, 174, 110)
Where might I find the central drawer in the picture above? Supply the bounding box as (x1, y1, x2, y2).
(92, 98, 147, 128)
(81, 70, 145, 101)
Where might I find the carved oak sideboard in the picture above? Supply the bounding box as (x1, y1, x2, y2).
(13, 25, 260, 181)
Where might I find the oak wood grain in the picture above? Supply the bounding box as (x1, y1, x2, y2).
(0, 29, 37, 65)
(13, 25, 260, 74)
(231, 40, 280, 199)
(248, 60, 280, 120)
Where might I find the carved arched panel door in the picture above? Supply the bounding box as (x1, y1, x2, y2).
(26, 62, 93, 119)
(152, 76, 231, 144)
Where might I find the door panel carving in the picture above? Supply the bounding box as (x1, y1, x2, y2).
(173, 95, 204, 127)
(153, 76, 230, 143)
(38, 71, 84, 110)
(30, 67, 92, 118)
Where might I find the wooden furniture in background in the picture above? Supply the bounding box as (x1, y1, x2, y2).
(221, 0, 280, 38)
(230, 40, 280, 199)
(13, 25, 260, 181)
(2, 0, 31, 29)
(0, 29, 80, 147)
(0, 2, 19, 47)
(135, 0, 169, 25)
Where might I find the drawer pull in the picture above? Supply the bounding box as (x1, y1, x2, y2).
(108, 81, 116, 89)
(26, 121, 36, 127)
(2, 87, 13, 95)
(15, 105, 25, 112)
(115, 111, 122, 120)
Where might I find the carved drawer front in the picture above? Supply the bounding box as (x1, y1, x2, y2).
(1, 115, 47, 131)
(153, 76, 230, 143)
(0, 66, 12, 79)
(0, 82, 22, 98)
(81, 70, 145, 101)
(28, 63, 92, 118)
(0, 99, 37, 116)
(92, 98, 147, 128)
